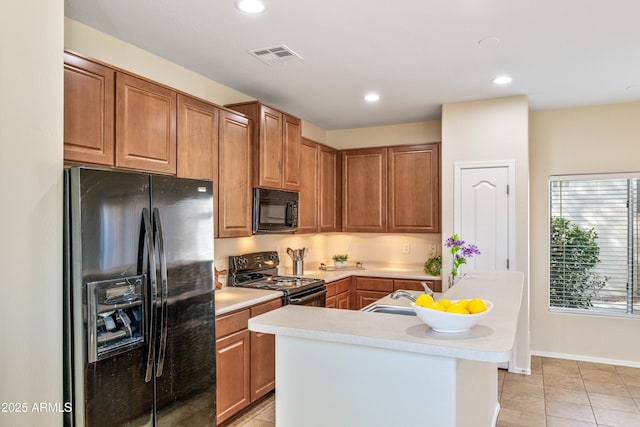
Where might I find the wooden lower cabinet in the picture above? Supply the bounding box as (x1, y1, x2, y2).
(353, 276, 442, 309)
(336, 291, 350, 310)
(325, 278, 351, 309)
(249, 299, 281, 401)
(216, 298, 281, 424)
(355, 290, 389, 310)
(216, 312, 251, 425)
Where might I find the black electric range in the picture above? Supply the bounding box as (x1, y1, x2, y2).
(228, 251, 326, 306)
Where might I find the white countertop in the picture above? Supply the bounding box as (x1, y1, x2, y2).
(249, 271, 524, 362)
(215, 287, 282, 315)
(286, 261, 441, 283)
(214, 262, 440, 315)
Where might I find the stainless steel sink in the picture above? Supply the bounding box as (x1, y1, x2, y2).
(361, 304, 416, 316)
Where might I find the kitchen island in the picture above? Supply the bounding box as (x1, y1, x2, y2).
(248, 271, 524, 427)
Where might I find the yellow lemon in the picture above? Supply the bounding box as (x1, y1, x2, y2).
(455, 299, 470, 309)
(438, 299, 452, 308)
(415, 293, 434, 307)
(424, 301, 445, 311)
(467, 298, 487, 314)
(446, 302, 470, 314)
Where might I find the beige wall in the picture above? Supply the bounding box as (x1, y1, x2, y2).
(442, 96, 530, 372)
(327, 120, 441, 149)
(529, 101, 640, 365)
(65, 18, 252, 107)
(0, 1, 64, 425)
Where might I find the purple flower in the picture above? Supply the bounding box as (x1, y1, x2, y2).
(444, 234, 480, 278)
(462, 244, 481, 258)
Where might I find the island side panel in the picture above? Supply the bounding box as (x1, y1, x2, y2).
(275, 335, 458, 427)
(456, 359, 500, 426)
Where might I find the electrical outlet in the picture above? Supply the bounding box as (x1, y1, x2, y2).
(402, 243, 410, 254)
(430, 243, 437, 254)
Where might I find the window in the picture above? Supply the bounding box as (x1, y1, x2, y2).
(549, 174, 640, 316)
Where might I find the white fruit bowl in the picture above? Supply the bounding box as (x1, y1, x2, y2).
(411, 300, 493, 333)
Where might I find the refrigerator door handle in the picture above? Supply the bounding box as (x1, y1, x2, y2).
(153, 207, 169, 378)
(141, 208, 158, 383)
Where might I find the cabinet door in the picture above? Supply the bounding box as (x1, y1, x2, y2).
(250, 299, 282, 401)
(388, 143, 440, 233)
(63, 53, 115, 166)
(257, 104, 283, 188)
(336, 291, 350, 310)
(282, 114, 301, 191)
(298, 138, 319, 233)
(326, 295, 337, 309)
(115, 73, 177, 174)
(319, 145, 341, 232)
(342, 148, 387, 232)
(176, 94, 218, 181)
(216, 329, 251, 424)
(218, 110, 252, 237)
(355, 290, 389, 310)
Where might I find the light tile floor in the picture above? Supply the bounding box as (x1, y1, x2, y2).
(221, 356, 640, 427)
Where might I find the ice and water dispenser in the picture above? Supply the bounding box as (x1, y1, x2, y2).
(86, 275, 145, 363)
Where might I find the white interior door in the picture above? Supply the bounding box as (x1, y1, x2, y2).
(454, 161, 515, 275)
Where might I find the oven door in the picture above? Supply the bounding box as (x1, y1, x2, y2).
(287, 286, 327, 307)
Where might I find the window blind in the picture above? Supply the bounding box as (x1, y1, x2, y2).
(549, 175, 640, 316)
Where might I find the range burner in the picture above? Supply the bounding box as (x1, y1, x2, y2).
(228, 251, 326, 306)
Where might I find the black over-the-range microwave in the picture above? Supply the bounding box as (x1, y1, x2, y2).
(252, 188, 299, 234)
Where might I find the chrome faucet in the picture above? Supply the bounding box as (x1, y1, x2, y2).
(390, 282, 435, 303)
(390, 290, 416, 303)
(420, 281, 435, 297)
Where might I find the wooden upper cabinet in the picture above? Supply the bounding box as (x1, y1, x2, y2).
(298, 138, 319, 233)
(218, 110, 252, 238)
(257, 104, 283, 188)
(388, 143, 440, 233)
(176, 94, 218, 181)
(342, 148, 387, 232)
(115, 73, 177, 174)
(63, 53, 115, 166)
(226, 101, 301, 191)
(319, 144, 341, 232)
(282, 114, 301, 191)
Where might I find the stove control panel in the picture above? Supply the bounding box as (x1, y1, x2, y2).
(229, 251, 280, 274)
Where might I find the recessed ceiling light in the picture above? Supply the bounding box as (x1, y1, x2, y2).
(492, 75, 513, 85)
(235, 0, 265, 14)
(364, 93, 380, 102)
(478, 37, 501, 47)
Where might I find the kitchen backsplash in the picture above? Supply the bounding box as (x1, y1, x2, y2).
(214, 233, 441, 286)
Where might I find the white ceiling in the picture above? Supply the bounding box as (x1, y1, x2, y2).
(64, 0, 640, 130)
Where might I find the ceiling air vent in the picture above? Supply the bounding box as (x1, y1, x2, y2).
(248, 44, 303, 65)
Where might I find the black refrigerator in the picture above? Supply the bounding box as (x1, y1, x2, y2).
(63, 167, 216, 426)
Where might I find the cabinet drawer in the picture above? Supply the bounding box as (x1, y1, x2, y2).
(216, 309, 250, 338)
(335, 278, 350, 294)
(355, 277, 393, 292)
(250, 298, 282, 317)
(325, 282, 337, 297)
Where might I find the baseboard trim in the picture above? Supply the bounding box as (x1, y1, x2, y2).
(531, 350, 640, 368)
(491, 402, 500, 427)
